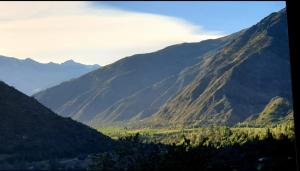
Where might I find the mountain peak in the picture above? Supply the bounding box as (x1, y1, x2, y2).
(24, 58, 38, 63)
(62, 59, 79, 65)
(62, 59, 101, 68)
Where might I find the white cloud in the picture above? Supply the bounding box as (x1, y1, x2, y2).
(0, 1, 224, 65)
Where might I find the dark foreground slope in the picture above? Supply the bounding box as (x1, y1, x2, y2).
(0, 56, 99, 95)
(0, 81, 114, 163)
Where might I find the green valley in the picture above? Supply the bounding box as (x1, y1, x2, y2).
(91, 120, 296, 171)
(97, 120, 295, 146)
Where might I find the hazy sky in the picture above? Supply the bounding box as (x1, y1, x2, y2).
(0, 1, 285, 66)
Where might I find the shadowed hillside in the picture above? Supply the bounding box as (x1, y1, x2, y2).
(0, 81, 114, 163)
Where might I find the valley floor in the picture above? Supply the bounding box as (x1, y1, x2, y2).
(97, 121, 295, 146)
(91, 122, 297, 170)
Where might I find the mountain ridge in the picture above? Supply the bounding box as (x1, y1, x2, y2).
(0, 55, 100, 95)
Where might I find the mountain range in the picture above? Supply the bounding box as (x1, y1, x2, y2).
(0, 56, 100, 95)
(34, 8, 293, 128)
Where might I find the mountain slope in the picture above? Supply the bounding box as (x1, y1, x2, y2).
(0, 56, 100, 95)
(0, 81, 113, 162)
(150, 8, 292, 127)
(35, 8, 292, 128)
(34, 33, 240, 124)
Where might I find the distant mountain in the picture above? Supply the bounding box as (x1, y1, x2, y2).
(34, 8, 292, 128)
(0, 81, 113, 163)
(0, 56, 100, 95)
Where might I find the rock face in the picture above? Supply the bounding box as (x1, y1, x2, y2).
(0, 56, 100, 95)
(34, 8, 292, 128)
(0, 81, 114, 162)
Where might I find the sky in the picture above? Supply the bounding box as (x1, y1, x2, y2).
(0, 1, 286, 66)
